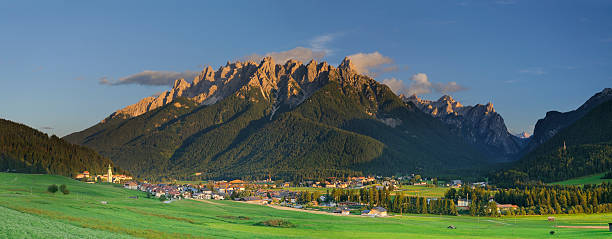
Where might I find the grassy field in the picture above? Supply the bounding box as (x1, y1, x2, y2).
(396, 185, 449, 198)
(1, 173, 611, 238)
(550, 173, 612, 185)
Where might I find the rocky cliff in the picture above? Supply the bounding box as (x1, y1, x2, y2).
(403, 94, 524, 161)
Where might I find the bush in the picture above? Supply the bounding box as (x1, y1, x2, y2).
(47, 184, 58, 193)
(256, 219, 295, 228)
(59, 184, 70, 195)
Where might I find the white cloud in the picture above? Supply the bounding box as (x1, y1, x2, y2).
(100, 71, 199, 86)
(347, 52, 396, 77)
(382, 78, 406, 95)
(383, 73, 467, 96)
(406, 73, 433, 95)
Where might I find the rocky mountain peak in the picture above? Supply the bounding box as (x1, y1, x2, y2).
(402, 94, 523, 160)
(106, 56, 375, 120)
(338, 57, 356, 72)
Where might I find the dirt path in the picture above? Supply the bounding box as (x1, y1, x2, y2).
(555, 225, 608, 229)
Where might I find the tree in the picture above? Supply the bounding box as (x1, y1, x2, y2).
(47, 184, 58, 194)
(59, 184, 69, 194)
(487, 201, 499, 217)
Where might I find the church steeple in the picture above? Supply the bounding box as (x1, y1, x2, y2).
(107, 164, 113, 183)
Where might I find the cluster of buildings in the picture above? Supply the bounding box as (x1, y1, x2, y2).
(74, 165, 132, 183)
(299, 176, 380, 189)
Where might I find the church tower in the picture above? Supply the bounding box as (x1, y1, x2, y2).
(107, 164, 113, 183)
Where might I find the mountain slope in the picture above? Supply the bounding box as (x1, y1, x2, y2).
(0, 119, 123, 176)
(525, 88, 612, 153)
(403, 94, 524, 161)
(65, 57, 486, 181)
(492, 99, 612, 186)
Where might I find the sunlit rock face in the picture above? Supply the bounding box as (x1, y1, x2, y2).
(403, 94, 524, 161)
(106, 57, 374, 121)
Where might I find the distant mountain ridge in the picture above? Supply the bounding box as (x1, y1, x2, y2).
(525, 88, 612, 153)
(492, 97, 612, 185)
(65, 57, 487, 181)
(402, 94, 524, 161)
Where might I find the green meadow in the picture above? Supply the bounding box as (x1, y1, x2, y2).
(0, 173, 610, 238)
(396, 185, 449, 198)
(550, 173, 612, 186)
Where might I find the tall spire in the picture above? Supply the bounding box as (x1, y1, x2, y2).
(107, 164, 113, 183)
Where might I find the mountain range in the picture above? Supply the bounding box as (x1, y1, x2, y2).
(60, 56, 611, 183)
(402, 94, 526, 161)
(65, 57, 489, 181)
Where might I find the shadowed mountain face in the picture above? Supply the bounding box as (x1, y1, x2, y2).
(525, 88, 612, 154)
(0, 118, 123, 176)
(492, 98, 612, 185)
(65, 57, 487, 181)
(403, 94, 525, 162)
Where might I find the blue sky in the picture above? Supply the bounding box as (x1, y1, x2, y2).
(0, 0, 611, 137)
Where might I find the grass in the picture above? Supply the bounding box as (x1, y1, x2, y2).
(550, 173, 612, 185)
(256, 219, 296, 228)
(395, 185, 449, 198)
(1, 173, 611, 238)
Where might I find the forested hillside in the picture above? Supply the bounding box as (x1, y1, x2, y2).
(492, 100, 612, 186)
(0, 119, 123, 176)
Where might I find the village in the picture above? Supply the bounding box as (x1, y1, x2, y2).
(71, 166, 522, 217)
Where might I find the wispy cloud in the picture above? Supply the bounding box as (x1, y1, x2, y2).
(98, 77, 110, 85)
(601, 37, 612, 43)
(495, 0, 517, 5)
(99, 71, 198, 86)
(309, 33, 341, 55)
(382, 73, 467, 96)
(40, 126, 54, 130)
(519, 67, 546, 75)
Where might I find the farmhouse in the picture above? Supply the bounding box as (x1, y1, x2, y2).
(124, 181, 138, 190)
(363, 207, 387, 217)
(496, 203, 518, 213)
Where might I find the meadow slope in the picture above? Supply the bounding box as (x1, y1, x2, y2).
(0, 173, 611, 238)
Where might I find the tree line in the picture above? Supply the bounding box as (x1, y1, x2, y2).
(297, 186, 458, 216)
(445, 183, 612, 216)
